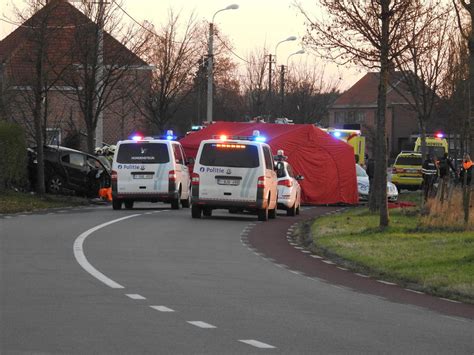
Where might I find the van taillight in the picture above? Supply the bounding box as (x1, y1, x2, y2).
(168, 170, 177, 181)
(111, 170, 118, 181)
(191, 173, 200, 186)
(257, 176, 265, 188)
(278, 179, 293, 187)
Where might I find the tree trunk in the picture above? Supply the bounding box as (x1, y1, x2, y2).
(375, 0, 390, 228)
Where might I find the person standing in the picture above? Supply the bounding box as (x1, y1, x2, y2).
(422, 154, 438, 201)
(437, 152, 456, 201)
(460, 153, 473, 187)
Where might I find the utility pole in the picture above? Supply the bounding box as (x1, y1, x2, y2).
(206, 22, 214, 124)
(267, 54, 275, 119)
(94, 0, 105, 148)
(279, 64, 285, 117)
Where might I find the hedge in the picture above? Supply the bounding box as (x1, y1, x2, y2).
(0, 122, 28, 191)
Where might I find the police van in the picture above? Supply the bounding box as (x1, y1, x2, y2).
(191, 131, 278, 221)
(111, 132, 190, 210)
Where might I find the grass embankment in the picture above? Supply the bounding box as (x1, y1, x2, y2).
(0, 190, 89, 214)
(309, 192, 474, 303)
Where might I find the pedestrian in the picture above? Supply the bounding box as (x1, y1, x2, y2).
(459, 153, 473, 187)
(366, 156, 375, 184)
(437, 152, 456, 201)
(422, 154, 438, 201)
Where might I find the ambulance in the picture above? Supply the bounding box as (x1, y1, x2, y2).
(322, 128, 366, 166)
(191, 131, 278, 221)
(413, 133, 448, 160)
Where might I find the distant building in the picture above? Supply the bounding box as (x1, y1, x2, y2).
(0, 0, 151, 150)
(328, 72, 423, 159)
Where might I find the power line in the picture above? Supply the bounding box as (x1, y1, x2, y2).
(215, 32, 250, 64)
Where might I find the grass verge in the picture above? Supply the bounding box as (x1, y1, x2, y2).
(306, 201, 474, 304)
(0, 190, 90, 214)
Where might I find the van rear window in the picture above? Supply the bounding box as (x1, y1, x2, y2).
(116, 143, 169, 164)
(199, 143, 259, 168)
(396, 156, 422, 166)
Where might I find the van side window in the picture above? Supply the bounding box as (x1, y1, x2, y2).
(173, 144, 184, 164)
(263, 146, 273, 170)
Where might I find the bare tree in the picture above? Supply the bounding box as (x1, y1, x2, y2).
(66, 0, 151, 152)
(5, 0, 74, 194)
(284, 62, 340, 124)
(452, 0, 474, 224)
(298, 0, 435, 227)
(392, 6, 452, 165)
(242, 48, 269, 119)
(133, 11, 205, 134)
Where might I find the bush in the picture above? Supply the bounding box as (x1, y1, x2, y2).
(0, 122, 28, 191)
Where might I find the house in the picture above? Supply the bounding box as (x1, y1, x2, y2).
(328, 72, 422, 159)
(0, 0, 152, 150)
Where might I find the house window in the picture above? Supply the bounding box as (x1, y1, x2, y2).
(46, 128, 61, 145)
(334, 111, 365, 124)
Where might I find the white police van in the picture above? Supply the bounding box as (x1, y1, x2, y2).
(191, 131, 278, 221)
(111, 132, 190, 210)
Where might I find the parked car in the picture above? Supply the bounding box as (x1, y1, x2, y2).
(391, 151, 422, 191)
(356, 164, 398, 202)
(28, 145, 111, 197)
(275, 159, 303, 216)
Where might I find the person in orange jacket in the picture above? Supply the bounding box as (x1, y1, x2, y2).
(459, 153, 473, 187)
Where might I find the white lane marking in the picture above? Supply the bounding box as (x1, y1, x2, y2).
(73, 214, 141, 289)
(301, 250, 311, 254)
(290, 270, 303, 276)
(4, 216, 12, 219)
(187, 321, 216, 329)
(440, 297, 461, 304)
(355, 273, 370, 278)
(150, 305, 175, 312)
(310, 255, 323, 259)
(337, 267, 348, 271)
(239, 340, 276, 349)
(377, 280, 397, 286)
(405, 289, 424, 294)
(322, 260, 335, 265)
(125, 294, 146, 300)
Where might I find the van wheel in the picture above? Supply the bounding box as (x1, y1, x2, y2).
(269, 206, 277, 219)
(191, 205, 202, 218)
(203, 208, 212, 217)
(181, 193, 191, 208)
(171, 190, 182, 210)
(257, 207, 268, 221)
(124, 200, 134, 209)
(112, 199, 122, 210)
(287, 202, 296, 216)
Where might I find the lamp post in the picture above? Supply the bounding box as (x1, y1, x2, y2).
(280, 49, 305, 117)
(268, 36, 296, 119)
(206, 4, 239, 124)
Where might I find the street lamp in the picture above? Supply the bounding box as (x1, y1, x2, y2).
(269, 35, 296, 119)
(206, 4, 239, 124)
(286, 49, 305, 67)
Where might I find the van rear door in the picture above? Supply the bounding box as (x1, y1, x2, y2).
(115, 142, 171, 194)
(197, 142, 260, 202)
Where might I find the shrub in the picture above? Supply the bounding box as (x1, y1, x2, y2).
(0, 122, 28, 191)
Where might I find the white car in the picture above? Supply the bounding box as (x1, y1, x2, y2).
(356, 164, 398, 202)
(275, 158, 303, 216)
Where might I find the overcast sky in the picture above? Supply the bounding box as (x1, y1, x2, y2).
(0, 0, 364, 89)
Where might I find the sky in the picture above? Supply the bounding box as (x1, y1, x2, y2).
(0, 0, 364, 89)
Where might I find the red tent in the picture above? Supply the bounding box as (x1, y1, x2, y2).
(179, 122, 358, 205)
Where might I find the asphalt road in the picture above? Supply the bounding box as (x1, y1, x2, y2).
(1, 204, 473, 354)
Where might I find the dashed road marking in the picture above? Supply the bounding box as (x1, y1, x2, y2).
(187, 321, 216, 329)
(355, 273, 370, 278)
(150, 305, 175, 312)
(310, 255, 323, 259)
(337, 267, 348, 271)
(125, 294, 146, 300)
(440, 298, 461, 304)
(322, 260, 335, 265)
(238, 340, 276, 349)
(377, 280, 397, 286)
(405, 289, 424, 294)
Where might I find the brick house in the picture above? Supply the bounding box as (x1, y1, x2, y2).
(0, 0, 151, 150)
(328, 72, 422, 159)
